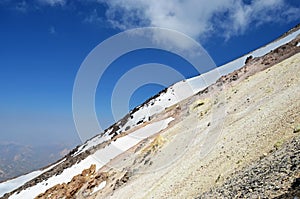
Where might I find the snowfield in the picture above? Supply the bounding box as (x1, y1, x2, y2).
(71, 27, 300, 157)
(8, 118, 174, 199)
(0, 159, 65, 198)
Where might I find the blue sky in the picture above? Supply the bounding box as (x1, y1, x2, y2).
(0, 0, 299, 146)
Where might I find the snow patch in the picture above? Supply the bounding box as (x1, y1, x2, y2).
(0, 159, 65, 198)
(73, 132, 112, 157)
(0, 171, 42, 198)
(8, 118, 174, 199)
(90, 181, 106, 195)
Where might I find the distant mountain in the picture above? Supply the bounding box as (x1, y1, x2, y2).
(0, 142, 71, 182)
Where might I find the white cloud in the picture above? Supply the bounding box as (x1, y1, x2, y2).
(84, 9, 102, 24)
(37, 0, 66, 6)
(100, 0, 300, 40)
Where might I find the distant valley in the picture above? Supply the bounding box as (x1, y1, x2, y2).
(0, 142, 71, 182)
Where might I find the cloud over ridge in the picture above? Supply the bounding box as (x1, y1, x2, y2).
(101, 0, 300, 40)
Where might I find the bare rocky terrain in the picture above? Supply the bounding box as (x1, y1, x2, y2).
(2, 29, 300, 199)
(198, 134, 300, 198)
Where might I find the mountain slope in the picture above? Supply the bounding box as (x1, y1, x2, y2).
(1, 25, 300, 199)
(199, 135, 300, 198)
(0, 143, 70, 183)
(88, 38, 300, 199)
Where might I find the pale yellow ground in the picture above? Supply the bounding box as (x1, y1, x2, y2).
(82, 53, 300, 199)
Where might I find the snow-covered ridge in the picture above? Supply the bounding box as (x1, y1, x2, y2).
(187, 27, 300, 93)
(74, 27, 300, 156)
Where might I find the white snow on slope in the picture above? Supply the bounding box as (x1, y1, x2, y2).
(218, 29, 300, 76)
(115, 28, 300, 134)
(72, 28, 300, 157)
(0, 159, 65, 198)
(188, 28, 300, 93)
(0, 171, 42, 198)
(91, 181, 106, 195)
(9, 118, 174, 199)
(73, 127, 113, 157)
